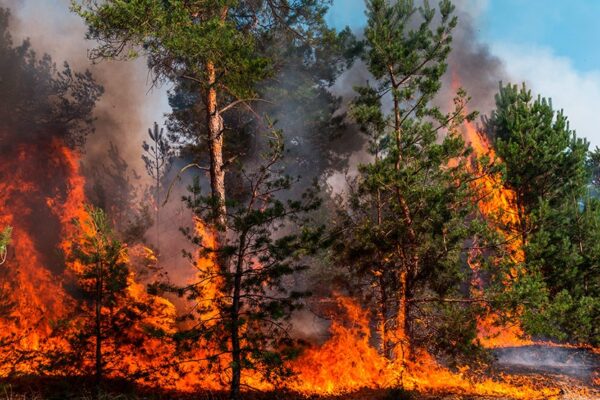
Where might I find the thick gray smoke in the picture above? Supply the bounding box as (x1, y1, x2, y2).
(327, 2, 508, 194)
(1, 0, 508, 228)
(0, 0, 179, 275)
(442, 6, 508, 118)
(1, 0, 169, 185)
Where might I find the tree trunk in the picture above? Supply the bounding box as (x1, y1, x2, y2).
(155, 150, 161, 251)
(94, 262, 103, 400)
(389, 70, 417, 363)
(229, 232, 246, 400)
(396, 268, 410, 362)
(378, 273, 391, 358)
(205, 61, 227, 232)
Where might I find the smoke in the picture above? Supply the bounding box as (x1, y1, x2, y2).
(496, 345, 600, 382)
(326, 2, 508, 194)
(0, 0, 509, 217)
(0, 0, 508, 219)
(0, 0, 177, 275)
(441, 5, 508, 117)
(1, 0, 169, 185)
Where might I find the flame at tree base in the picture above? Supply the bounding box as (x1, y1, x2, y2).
(288, 296, 597, 399)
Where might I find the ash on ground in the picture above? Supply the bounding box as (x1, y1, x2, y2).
(495, 345, 599, 384)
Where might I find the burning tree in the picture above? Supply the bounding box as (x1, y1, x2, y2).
(65, 206, 129, 397)
(486, 83, 600, 346)
(55, 206, 177, 397)
(332, 0, 498, 365)
(0, 6, 103, 374)
(158, 129, 324, 400)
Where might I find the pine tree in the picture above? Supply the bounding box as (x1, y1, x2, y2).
(486, 83, 599, 345)
(486, 83, 589, 244)
(0, 8, 102, 151)
(60, 206, 176, 398)
(333, 0, 493, 365)
(72, 0, 339, 237)
(142, 122, 174, 250)
(67, 206, 129, 398)
(155, 129, 323, 400)
(522, 196, 600, 345)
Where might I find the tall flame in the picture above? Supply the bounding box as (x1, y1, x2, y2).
(0, 138, 76, 365)
(460, 119, 533, 348)
(0, 138, 179, 381)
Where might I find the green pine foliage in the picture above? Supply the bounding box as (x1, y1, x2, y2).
(331, 0, 496, 363)
(63, 207, 130, 386)
(152, 129, 324, 397)
(486, 83, 589, 240)
(54, 207, 166, 396)
(487, 83, 599, 345)
(73, 0, 266, 94)
(72, 0, 340, 119)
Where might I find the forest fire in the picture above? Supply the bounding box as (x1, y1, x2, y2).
(0, 139, 78, 368)
(459, 117, 533, 349)
(288, 296, 589, 399)
(0, 139, 178, 383)
(281, 115, 598, 398)
(3, 131, 592, 399)
(1, 1, 599, 399)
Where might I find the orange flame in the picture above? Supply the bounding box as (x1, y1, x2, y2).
(459, 119, 533, 348)
(0, 139, 179, 381)
(289, 296, 578, 398)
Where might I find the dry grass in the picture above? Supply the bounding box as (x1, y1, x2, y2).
(0, 385, 41, 400)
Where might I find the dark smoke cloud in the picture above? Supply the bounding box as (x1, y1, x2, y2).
(1, 0, 169, 185)
(442, 5, 508, 118)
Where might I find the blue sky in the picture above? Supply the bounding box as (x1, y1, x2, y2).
(327, 0, 600, 146)
(328, 0, 600, 72)
(481, 0, 600, 73)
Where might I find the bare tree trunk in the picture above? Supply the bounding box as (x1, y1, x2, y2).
(229, 232, 246, 400)
(204, 5, 229, 235)
(94, 262, 103, 400)
(378, 273, 390, 358)
(155, 147, 161, 251)
(205, 61, 227, 233)
(396, 268, 410, 362)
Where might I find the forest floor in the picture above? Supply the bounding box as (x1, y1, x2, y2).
(0, 386, 519, 400)
(1, 348, 599, 400)
(0, 378, 597, 400)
